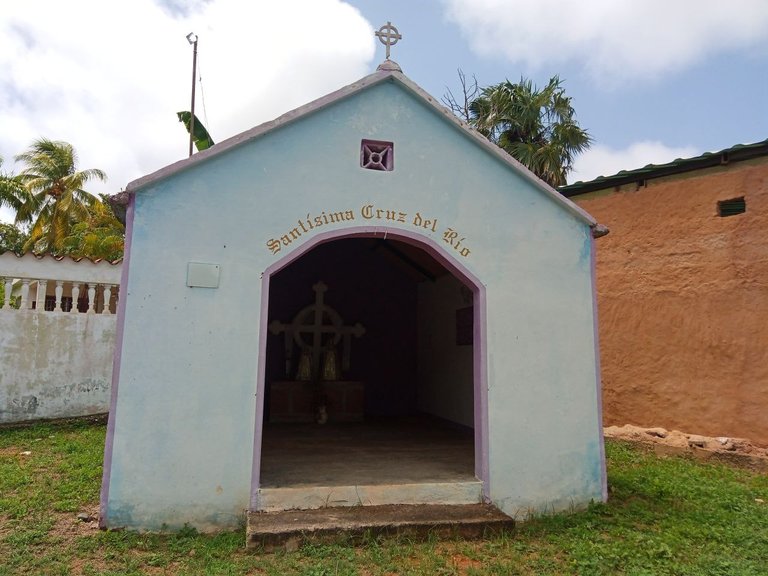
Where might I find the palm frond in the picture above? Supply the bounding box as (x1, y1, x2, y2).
(468, 75, 591, 186)
(177, 111, 215, 152)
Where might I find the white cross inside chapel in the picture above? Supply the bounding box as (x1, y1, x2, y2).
(268, 281, 365, 379)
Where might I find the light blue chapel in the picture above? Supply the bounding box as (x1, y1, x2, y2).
(101, 58, 607, 533)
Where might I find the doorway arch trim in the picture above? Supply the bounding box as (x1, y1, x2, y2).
(249, 226, 489, 509)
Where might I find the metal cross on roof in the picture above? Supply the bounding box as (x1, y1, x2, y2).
(375, 21, 402, 60)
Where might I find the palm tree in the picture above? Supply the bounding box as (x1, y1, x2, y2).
(60, 194, 125, 261)
(13, 139, 106, 254)
(468, 76, 591, 187)
(0, 155, 24, 214)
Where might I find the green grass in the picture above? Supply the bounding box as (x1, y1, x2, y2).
(1, 420, 767, 575)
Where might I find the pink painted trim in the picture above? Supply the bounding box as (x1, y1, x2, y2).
(474, 288, 490, 500)
(249, 271, 272, 510)
(590, 234, 608, 501)
(99, 193, 136, 527)
(249, 226, 490, 508)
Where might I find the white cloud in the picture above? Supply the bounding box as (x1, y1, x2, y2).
(441, 0, 768, 81)
(0, 0, 375, 213)
(569, 141, 700, 184)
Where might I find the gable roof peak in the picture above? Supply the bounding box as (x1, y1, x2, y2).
(376, 59, 402, 73)
(123, 65, 600, 232)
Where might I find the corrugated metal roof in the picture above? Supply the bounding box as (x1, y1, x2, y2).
(559, 138, 768, 197)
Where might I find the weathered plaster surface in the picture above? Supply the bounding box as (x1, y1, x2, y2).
(573, 157, 768, 445)
(104, 77, 604, 530)
(0, 312, 115, 423)
(0, 253, 120, 424)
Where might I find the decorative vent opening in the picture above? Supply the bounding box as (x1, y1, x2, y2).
(717, 197, 746, 217)
(361, 140, 394, 171)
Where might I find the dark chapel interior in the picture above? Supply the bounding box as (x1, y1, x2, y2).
(259, 237, 478, 488)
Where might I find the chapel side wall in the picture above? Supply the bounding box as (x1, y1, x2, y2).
(416, 274, 474, 427)
(0, 312, 115, 423)
(572, 157, 768, 445)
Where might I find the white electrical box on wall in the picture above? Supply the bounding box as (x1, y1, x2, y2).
(187, 262, 220, 288)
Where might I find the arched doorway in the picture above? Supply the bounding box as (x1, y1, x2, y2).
(250, 228, 488, 511)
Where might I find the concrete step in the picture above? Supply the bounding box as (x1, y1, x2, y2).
(246, 503, 514, 551)
(256, 480, 483, 512)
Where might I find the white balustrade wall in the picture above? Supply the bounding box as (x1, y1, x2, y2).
(0, 252, 122, 424)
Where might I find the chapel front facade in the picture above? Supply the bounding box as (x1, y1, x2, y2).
(101, 64, 606, 532)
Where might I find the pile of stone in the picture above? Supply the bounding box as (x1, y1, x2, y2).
(604, 424, 768, 460)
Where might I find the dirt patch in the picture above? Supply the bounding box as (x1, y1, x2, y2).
(49, 506, 101, 541)
(0, 515, 13, 540)
(450, 553, 482, 574)
(69, 556, 112, 576)
(605, 424, 768, 470)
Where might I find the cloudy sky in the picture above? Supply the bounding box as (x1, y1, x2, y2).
(2, 0, 767, 222)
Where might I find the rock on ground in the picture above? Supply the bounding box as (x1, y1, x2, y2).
(604, 424, 768, 459)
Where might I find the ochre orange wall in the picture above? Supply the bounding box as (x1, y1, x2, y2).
(572, 157, 768, 445)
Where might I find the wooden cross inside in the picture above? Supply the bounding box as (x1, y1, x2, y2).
(269, 281, 365, 380)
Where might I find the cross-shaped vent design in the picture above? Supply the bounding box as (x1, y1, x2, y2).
(361, 140, 394, 171)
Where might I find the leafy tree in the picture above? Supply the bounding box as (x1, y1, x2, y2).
(0, 222, 29, 255)
(60, 195, 125, 261)
(0, 281, 20, 309)
(13, 138, 106, 254)
(448, 74, 591, 187)
(0, 154, 28, 257)
(0, 219, 26, 308)
(0, 155, 24, 214)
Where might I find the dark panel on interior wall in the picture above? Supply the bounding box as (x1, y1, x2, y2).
(456, 306, 473, 346)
